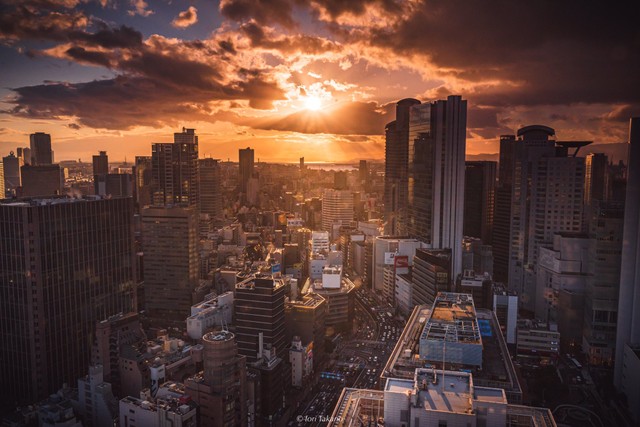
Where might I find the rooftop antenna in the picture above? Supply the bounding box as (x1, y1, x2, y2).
(442, 328, 447, 392)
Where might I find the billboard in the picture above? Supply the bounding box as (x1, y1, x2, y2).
(384, 252, 396, 265)
(394, 255, 409, 275)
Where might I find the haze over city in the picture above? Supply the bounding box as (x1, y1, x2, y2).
(1, 0, 637, 162)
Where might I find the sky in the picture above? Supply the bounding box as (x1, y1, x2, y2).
(0, 0, 637, 163)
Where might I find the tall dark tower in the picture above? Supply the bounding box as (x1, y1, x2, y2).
(464, 161, 497, 243)
(239, 147, 255, 197)
(384, 98, 420, 235)
(29, 132, 53, 165)
(0, 196, 136, 404)
(199, 158, 222, 221)
(615, 118, 640, 396)
(492, 135, 516, 283)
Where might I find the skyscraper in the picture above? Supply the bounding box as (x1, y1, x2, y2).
(133, 156, 152, 210)
(199, 158, 222, 221)
(615, 118, 640, 389)
(142, 205, 199, 323)
(93, 151, 109, 176)
(407, 95, 467, 279)
(151, 128, 199, 207)
(506, 126, 589, 311)
(384, 98, 420, 235)
(492, 135, 517, 283)
(0, 196, 136, 404)
(463, 161, 496, 243)
(0, 161, 4, 199)
(239, 147, 254, 197)
(29, 132, 53, 165)
(584, 153, 608, 205)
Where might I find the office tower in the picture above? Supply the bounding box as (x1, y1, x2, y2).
(151, 128, 199, 207)
(185, 331, 247, 427)
(300, 156, 304, 171)
(359, 160, 368, 183)
(133, 156, 152, 209)
(506, 126, 589, 310)
(3, 151, 22, 196)
(615, 118, 640, 393)
(492, 135, 517, 282)
(142, 205, 199, 323)
(411, 248, 452, 306)
(582, 201, 624, 365)
(239, 147, 254, 196)
(234, 275, 287, 363)
(0, 196, 136, 404)
(321, 189, 354, 238)
(384, 98, 420, 235)
(407, 95, 467, 279)
(20, 164, 62, 197)
(16, 147, 31, 165)
(93, 151, 109, 176)
(463, 161, 497, 243)
(29, 132, 53, 165)
(199, 158, 223, 221)
(584, 153, 608, 205)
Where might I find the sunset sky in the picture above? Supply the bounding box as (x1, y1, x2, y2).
(0, 0, 637, 163)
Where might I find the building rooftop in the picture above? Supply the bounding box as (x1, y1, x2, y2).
(287, 293, 326, 308)
(0, 194, 117, 207)
(420, 292, 481, 345)
(383, 301, 522, 403)
(203, 330, 235, 343)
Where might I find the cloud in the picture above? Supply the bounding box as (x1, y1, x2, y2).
(220, 0, 297, 28)
(247, 101, 393, 134)
(128, 0, 153, 17)
(172, 6, 198, 29)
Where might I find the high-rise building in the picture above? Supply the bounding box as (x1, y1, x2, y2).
(615, 118, 640, 395)
(151, 128, 199, 207)
(411, 248, 452, 306)
(199, 158, 222, 221)
(582, 201, 624, 365)
(584, 153, 608, 206)
(407, 95, 467, 279)
(321, 189, 354, 238)
(185, 330, 247, 427)
(2, 151, 23, 196)
(133, 156, 152, 210)
(372, 236, 422, 298)
(93, 151, 109, 176)
(464, 161, 496, 243)
(142, 205, 199, 323)
(19, 164, 63, 197)
(0, 196, 136, 404)
(492, 135, 517, 282)
(384, 98, 420, 235)
(29, 132, 53, 165)
(239, 147, 254, 196)
(285, 294, 326, 371)
(234, 275, 287, 363)
(506, 126, 589, 310)
(16, 147, 31, 166)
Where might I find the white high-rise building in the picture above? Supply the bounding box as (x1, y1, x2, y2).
(407, 95, 467, 279)
(321, 189, 353, 239)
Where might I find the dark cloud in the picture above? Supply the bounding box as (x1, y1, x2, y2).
(219, 0, 296, 28)
(240, 21, 342, 54)
(8, 71, 285, 129)
(172, 6, 198, 29)
(0, 6, 88, 42)
(67, 123, 81, 129)
(64, 46, 112, 67)
(249, 101, 392, 134)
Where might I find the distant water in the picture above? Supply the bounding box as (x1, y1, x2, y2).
(305, 163, 357, 171)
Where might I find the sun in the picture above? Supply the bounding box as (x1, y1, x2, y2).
(303, 95, 323, 111)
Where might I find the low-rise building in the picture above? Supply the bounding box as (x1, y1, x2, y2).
(516, 319, 560, 363)
(186, 291, 234, 339)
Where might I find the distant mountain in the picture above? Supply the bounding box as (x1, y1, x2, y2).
(465, 142, 629, 164)
(466, 153, 499, 162)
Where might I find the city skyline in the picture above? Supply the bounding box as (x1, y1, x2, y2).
(1, 1, 637, 162)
